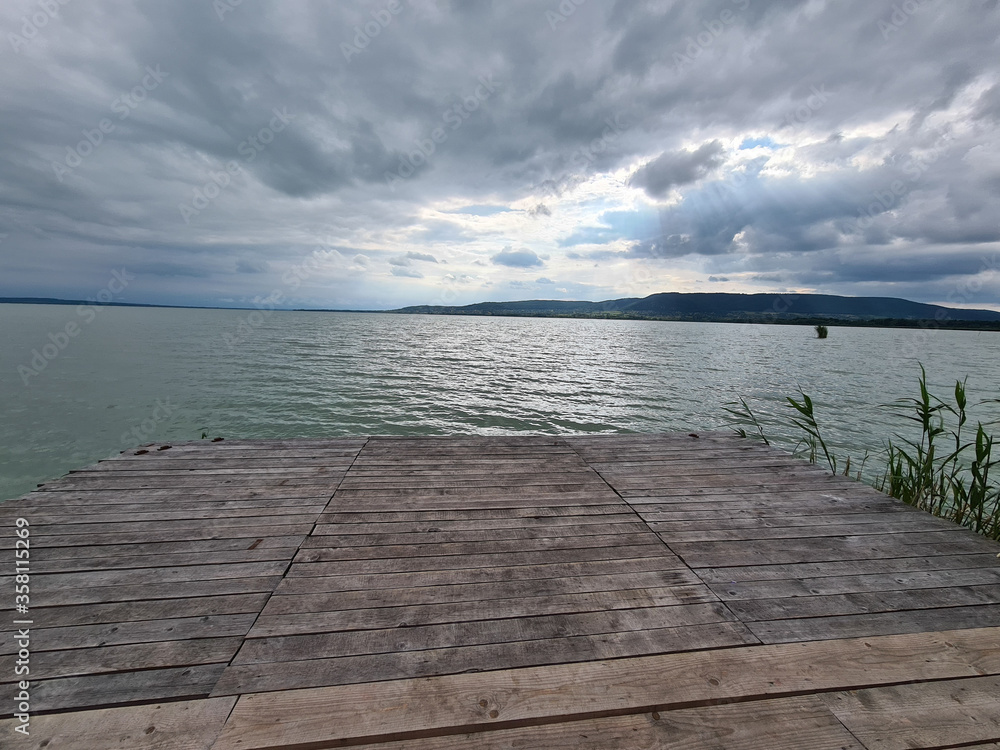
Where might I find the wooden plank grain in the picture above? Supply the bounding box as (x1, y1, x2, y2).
(671, 530, 994, 567)
(0, 697, 237, 750)
(0, 613, 257, 654)
(286, 544, 672, 577)
(32, 561, 290, 591)
(749, 603, 1000, 643)
(210, 620, 757, 695)
(211, 627, 1000, 750)
(251, 585, 717, 637)
(710, 566, 1000, 601)
(822, 675, 1000, 750)
(26, 575, 285, 607)
(726, 583, 1000, 622)
(0, 636, 244, 683)
(345, 696, 863, 750)
(0, 593, 268, 632)
(281, 553, 686, 592)
(236, 603, 739, 664)
(268, 569, 704, 610)
(697, 553, 1000, 584)
(294, 532, 664, 562)
(19, 665, 227, 715)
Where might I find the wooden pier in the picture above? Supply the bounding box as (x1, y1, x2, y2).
(2, 433, 999, 749)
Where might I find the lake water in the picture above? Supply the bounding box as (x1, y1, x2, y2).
(2, 303, 998, 502)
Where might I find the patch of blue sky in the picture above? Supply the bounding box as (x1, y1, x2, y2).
(558, 207, 663, 247)
(738, 136, 780, 150)
(446, 205, 510, 216)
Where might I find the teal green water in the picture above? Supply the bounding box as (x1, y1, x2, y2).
(2, 303, 998, 501)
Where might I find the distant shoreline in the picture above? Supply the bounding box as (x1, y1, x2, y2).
(385, 310, 1000, 332)
(3, 296, 999, 331)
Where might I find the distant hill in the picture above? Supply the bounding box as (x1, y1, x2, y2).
(392, 292, 1000, 326)
(0, 297, 171, 308)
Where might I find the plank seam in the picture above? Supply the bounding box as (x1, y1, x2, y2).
(209, 438, 370, 709)
(567, 437, 764, 647)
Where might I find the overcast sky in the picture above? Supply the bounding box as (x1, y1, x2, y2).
(1, 0, 999, 310)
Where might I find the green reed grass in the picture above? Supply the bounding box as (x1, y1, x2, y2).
(724, 365, 1000, 541)
(815, 324, 829, 339)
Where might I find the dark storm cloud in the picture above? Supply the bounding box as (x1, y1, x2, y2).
(0, 0, 997, 309)
(630, 141, 726, 198)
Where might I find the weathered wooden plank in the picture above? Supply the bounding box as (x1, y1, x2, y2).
(631, 493, 908, 513)
(337, 464, 601, 477)
(606, 471, 828, 487)
(0, 637, 244, 683)
(24, 664, 227, 714)
(38, 475, 339, 491)
(645, 509, 945, 532)
(22, 504, 328, 523)
(288, 544, 672, 576)
(314, 513, 638, 534)
(283, 554, 685, 589)
(6, 487, 333, 505)
(671, 531, 993, 567)
(29, 547, 301, 574)
(327, 485, 617, 500)
(697, 553, 1000, 583)
(252, 585, 717, 637)
(0, 613, 258, 655)
(237, 603, 738, 664)
(598, 472, 829, 493)
(79, 458, 353, 471)
(315, 504, 627, 524)
(14, 526, 315, 548)
(126, 438, 365, 451)
(651, 516, 957, 542)
(0, 593, 268, 632)
(25, 576, 285, 607)
(710, 566, 1000, 601)
(749, 604, 1000, 643)
(11, 536, 307, 561)
(822, 675, 1000, 750)
(0, 697, 236, 749)
(211, 627, 1000, 750)
(621, 480, 861, 498)
(308, 521, 651, 546)
(295, 532, 663, 561)
(68, 466, 352, 478)
(727, 584, 1000, 622)
(32, 561, 289, 591)
(27, 515, 319, 536)
(210, 620, 757, 695)
(268, 569, 704, 611)
(347, 697, 861, 750)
